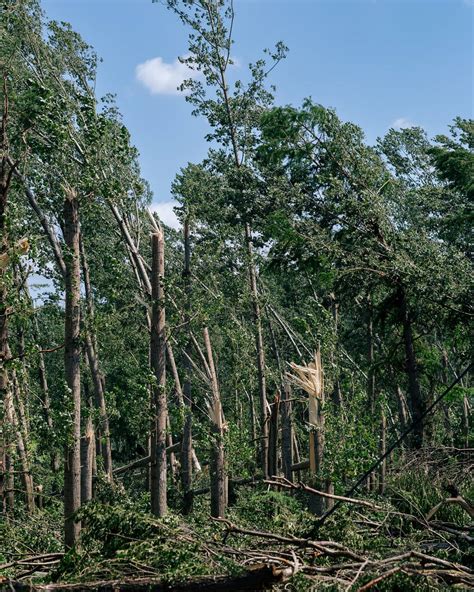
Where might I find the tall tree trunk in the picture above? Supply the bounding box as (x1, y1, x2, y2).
(399, 287, 425, 448)
(150, 229, 167, 517)
(367, 297, 376, 415)
(244, 223, 268, 478)
(34, 316, 60, 472)
(281, 382, 293, 481)
(181, 218, 193, 514)
(12, 371, 35, 512)
(81, 389, 95, 505)
(0, 80, 11, 515)
(395, 385, 409, 433)
(80, 237, 113, 480)
(203, 327, 226, 518)
(378, 410, 387, 495)
(330, 294, 343, 408)
(268, 393, 280, 477)
(307, 351, 325, 516)
(461, 395, 470, 449)
(63, 189, 82, 549)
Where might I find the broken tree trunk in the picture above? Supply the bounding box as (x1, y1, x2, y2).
(288, 349, 325, 515)
(203, 327, 226, 518)
(150, 229, 167, 517)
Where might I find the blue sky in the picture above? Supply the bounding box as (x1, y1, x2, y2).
(41, 0, 473, 227)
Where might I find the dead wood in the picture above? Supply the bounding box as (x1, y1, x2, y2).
(1, 564, 291, 591)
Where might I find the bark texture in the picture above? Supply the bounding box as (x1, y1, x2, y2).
(150, 230, 167, 517)
(63, 190, 82, 548)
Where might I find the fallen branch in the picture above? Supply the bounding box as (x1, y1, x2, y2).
(265, 476, 383, 511)
(2, 564, 292, 591)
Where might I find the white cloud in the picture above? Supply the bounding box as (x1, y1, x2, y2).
(392, 117, 415, 130)
(136, 56, 199, 96)
(151, 200, 181, 230)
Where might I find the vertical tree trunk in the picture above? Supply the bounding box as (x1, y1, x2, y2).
(378, 410, 387, 495)
(367, 298, 376, 415)
(330, 295, 343, 408)
(3, 387, 15, 513)
(325, 480, 335, 511)
(268, 393, 280, 477)
(461, 395, 470, 449)
(34, 318, 60, 472)
(396, 385, 409, 434)
(63, 189, 82, 549)
(150, 230, 167, 517)
(0, 83, 11, 514)
(80, 390, 95, 505)
(244, 223, 268, 478)
(308, 351, 325, 516)
(281, 382, 293, 481)
(12, 372, 35, 512)
(80, 238, 113, 480)
(181, 218, 193, 513)
(399, 287, 425, 448)
(203, 327, 226, 518)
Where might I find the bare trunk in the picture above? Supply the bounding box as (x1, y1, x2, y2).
(244, 223, 268, 478)
(63, 190, 82, 549)
(396, 385, 409, 433)
(267, 393, 280, 477)
(367, 300, 376, 415)
(3, 386, 14, 512)
(281, 383, 293, 481)
(181, 218, 194, 513)
(0, 87, 10, 514)
(378, 410, 387, 495)
(203, 327, 226, 518)
(461, 395, 470, 449)
(80, 419, 94, 504)
(325, 480, 335, 511)
(399, 287, 425, 448)
(80, 238, 113, 480)
(35, 321, 60, 472)
(330, 295, 343, 408)
(150, 230, 167, 517)
(11, 373, 35, 512)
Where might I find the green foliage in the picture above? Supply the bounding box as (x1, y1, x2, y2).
(53, 501, 241, 583)
(231, 489, 314, 535)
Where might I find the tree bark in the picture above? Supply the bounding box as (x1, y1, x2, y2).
(378, 410, 387, 495)
(63, 189, 82, 549)
(81, 390, 95, 505)
(281, 382, 293, 481)
(267, 393, 280, 477)
(367, 298, 376, 415)
(0, 83, 11, 514)
(399, 287, 425, 448)
(203, 327, 226, 518)
(244, 223, 268, 478)
(150, 230, 167, 517)
(181, 218, 194, 513)
(11, 372, 35, 512)
(80, 237, 113, 480)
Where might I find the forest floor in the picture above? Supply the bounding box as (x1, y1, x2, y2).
(1, 448, 472, 591)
